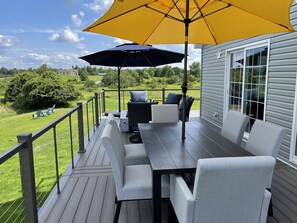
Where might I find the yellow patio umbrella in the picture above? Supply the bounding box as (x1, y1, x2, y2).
(84, 0, 294, 139)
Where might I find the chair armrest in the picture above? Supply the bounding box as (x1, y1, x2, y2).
(260, 189, 271, 223)
(170, 174, 195, 223)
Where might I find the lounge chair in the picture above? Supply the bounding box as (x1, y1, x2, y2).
(42, 104, 55, 116)
(32, 110, 43, 119)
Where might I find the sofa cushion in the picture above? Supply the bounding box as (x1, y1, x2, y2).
(164, 93, 182, 105)
(130, 91, 148, 102)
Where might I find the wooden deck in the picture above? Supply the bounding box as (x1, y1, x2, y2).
(38, 115, 297, 223)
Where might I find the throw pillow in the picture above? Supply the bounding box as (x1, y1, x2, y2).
(130, 90, 148, 102)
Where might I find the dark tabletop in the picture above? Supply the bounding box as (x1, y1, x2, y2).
(138, 118, 253, 174)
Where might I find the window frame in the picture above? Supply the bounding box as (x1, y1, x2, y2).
(224, 39, 270, 135)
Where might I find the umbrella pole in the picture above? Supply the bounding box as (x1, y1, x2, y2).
(182, 0, 190, 140)
(117, 67, 121, 113)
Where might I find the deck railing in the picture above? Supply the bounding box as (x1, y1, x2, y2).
(0, 88, 200, 223)
(0, 92, 105, 223)
(102, 87, 200, 113)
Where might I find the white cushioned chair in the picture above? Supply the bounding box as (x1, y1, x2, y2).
(151, 104, 179, 123)
(102, 124, 170, 223)
(245, 119, 286, 188)
(221, 110, 249, 145)
(245, 120, 287, 216)
(170, 156, 276, 223)
(246, 120, 287, 158)
(107, 113, 149, 165)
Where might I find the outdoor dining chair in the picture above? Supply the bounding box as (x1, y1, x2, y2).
(101, 124, 170, 223)
(107, 113, 149, 165)
(245, 119, 287, 216)
(151, 104, 179, 123)
(221, 110, 249, 145)
(170, 156, 276, 223)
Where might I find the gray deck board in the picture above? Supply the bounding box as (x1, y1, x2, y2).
(38, 116, 297, 223)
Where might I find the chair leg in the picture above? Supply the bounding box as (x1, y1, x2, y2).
(267, 188, 273, 216)
(114, 200, 122, 223)
(268, 199, 273, 216)
(168, 200, 177, 223)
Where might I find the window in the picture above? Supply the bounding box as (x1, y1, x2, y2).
(226, 42, 268, 132)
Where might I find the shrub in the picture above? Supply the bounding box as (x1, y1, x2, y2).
(4, 71, 80, 109)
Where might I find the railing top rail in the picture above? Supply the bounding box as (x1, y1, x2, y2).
(0, 142, 25, 164)
(32, 105, 79, 141)
(103, 88, 200, 92)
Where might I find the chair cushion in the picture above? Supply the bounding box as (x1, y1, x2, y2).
(164, 93, 182, 105)
(178, 96, 194, 110)
(121, 164, 170, 200)
(130, 90, 148, 102)
(124, 143, 149, 165)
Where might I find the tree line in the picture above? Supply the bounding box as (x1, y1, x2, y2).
(76, 61, 201, 88)
(1, 62, 200, 110)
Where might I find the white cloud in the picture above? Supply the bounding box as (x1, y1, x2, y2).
(84, 0, 113, 15)
(72, 11, 84, 27)
(76, 43, 85, 50)
(49, 27, 84, 43)
(113, 38, 132, 45)
(0, 34, 17, 49)
(21, 53, 50, 62)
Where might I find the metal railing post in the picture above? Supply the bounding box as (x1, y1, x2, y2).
(77, 102, 85, 153)
(102, 89, 106, 114)
(94, 93, 100, 127)
(17, 133, 38, 223)
(162, 88, 166, 103)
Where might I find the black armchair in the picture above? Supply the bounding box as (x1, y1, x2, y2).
(127, 101, 158, 132)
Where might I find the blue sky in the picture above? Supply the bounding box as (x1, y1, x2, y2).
(0, 0, 201, 69)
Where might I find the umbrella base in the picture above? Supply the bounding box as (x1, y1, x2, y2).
(129, 133, 142, 143)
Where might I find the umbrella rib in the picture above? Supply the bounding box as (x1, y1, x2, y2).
(170, 0, 186, 20)
(218, 0, 293, 30)
(191, 4, 231, 23)
(145, 5, 184, 23)
(190, 0, 211, 21)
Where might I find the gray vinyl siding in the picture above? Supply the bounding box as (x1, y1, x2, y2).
(200, 3, 297, 166)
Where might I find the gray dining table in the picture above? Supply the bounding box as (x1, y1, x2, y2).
(138, 118, 253, 223)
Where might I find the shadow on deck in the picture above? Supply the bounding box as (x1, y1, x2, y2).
(38, 113, 297, 223)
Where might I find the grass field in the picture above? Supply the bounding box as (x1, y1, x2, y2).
(0, 75, 200, 222)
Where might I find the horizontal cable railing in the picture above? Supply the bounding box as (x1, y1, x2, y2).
(0, 92, 104, 223)
(102, 87, 200, 113)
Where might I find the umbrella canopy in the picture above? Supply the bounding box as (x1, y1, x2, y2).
(79, 43, 184, 113)
(83, 0, 294, 139)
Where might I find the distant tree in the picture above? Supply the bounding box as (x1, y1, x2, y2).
(167, 75, 180, 84)
(82, 80, 98, 92)
(4, 71, 36, 102)
(79, 69, 89, 81)
(189, 61, 201, 80)
(36, 64, 50, 74)
(101, 70, 117, 88)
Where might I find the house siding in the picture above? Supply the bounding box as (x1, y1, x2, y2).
(201, 3, 297, 166)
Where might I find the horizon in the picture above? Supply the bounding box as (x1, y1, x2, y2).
(0, 0, 201, 70)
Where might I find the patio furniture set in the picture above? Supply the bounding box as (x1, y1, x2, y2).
(101, 92, 286, 223)
(32, 104, 55, 119)
(119, 91, 194, 133)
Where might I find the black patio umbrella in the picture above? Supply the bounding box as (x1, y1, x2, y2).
(79, 43, 184, 115)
